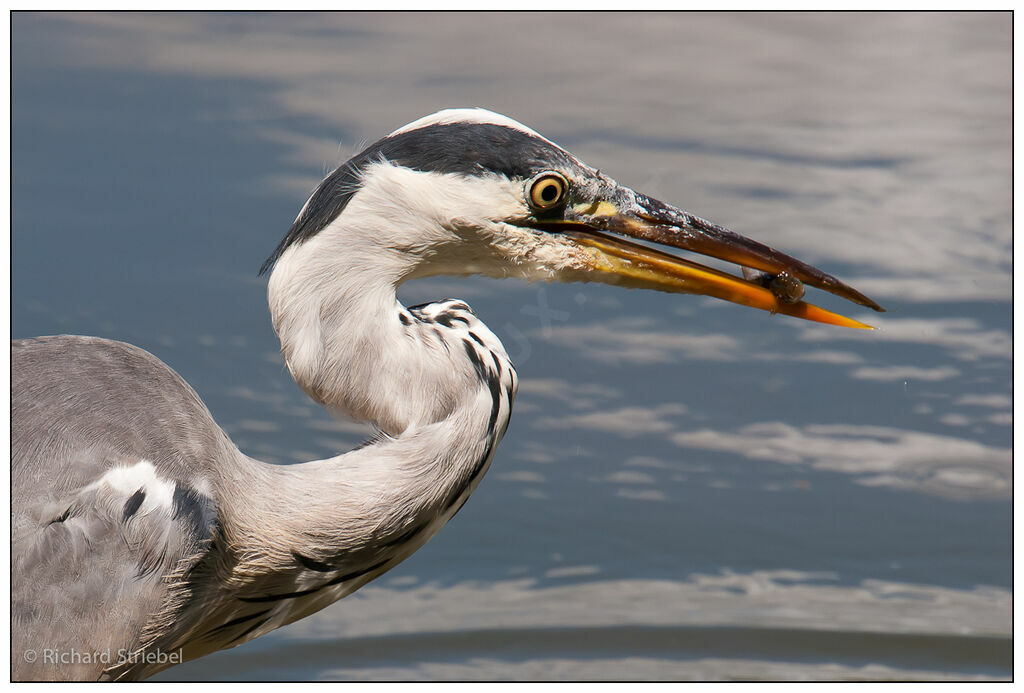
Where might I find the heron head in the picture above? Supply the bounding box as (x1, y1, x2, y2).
(263, 108, 882, 328)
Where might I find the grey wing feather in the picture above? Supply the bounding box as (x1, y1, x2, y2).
(11, 336, 231, 680)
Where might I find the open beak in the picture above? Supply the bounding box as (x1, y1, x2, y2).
(532, 191, 883, 329)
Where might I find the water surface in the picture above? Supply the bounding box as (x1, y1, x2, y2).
(12, 11, 1010, 681)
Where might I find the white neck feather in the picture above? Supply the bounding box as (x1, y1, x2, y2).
(206, 167, 522, 634)
(266, 163, 538, 433)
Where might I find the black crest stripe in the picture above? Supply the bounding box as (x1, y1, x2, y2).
(259, 122, 583, 275)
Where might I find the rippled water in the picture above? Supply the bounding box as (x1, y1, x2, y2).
(12, 12, 1010, 681)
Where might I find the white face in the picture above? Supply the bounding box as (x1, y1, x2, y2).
(264, 107, 636, 287)
(331, 160, 608, 284)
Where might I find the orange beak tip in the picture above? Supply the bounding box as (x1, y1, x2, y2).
(774, 300, 876, 330)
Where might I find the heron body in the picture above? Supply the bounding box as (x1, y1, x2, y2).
(12, 109, 880, 680)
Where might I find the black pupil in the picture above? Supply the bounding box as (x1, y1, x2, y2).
(540, 182, 559, 202)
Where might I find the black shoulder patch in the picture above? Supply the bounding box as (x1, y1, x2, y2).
(259, 122, 581, 275)
(172, 484, 215, 541)
(122, 488, 145, 521)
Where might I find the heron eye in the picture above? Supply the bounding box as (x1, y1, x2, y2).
(527, 173, 567, 211)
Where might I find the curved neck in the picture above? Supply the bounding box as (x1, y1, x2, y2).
(268, 225, 470, 431)
(222, 374, 506, 594)
(170, 226, 519, 655)
(169, 384, 510, 659)
(257, 213, 519, 557)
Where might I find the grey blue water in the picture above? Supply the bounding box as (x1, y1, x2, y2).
(12, 12, 1010, 681)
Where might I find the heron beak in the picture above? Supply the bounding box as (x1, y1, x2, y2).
(533, 191, 883, 329)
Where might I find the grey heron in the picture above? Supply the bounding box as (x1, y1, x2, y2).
(12, 108, 882, 681)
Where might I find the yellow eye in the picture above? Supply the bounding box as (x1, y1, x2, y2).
(527, 172, 567, 210)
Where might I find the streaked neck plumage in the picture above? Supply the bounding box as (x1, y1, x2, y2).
(172, 178, 519, 657)
(267, 223, 515, 436)
(267, 162, 523, 435)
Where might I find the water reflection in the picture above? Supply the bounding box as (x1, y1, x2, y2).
(13, 11, 1010, 681)
(162, 570, 1011, 681)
